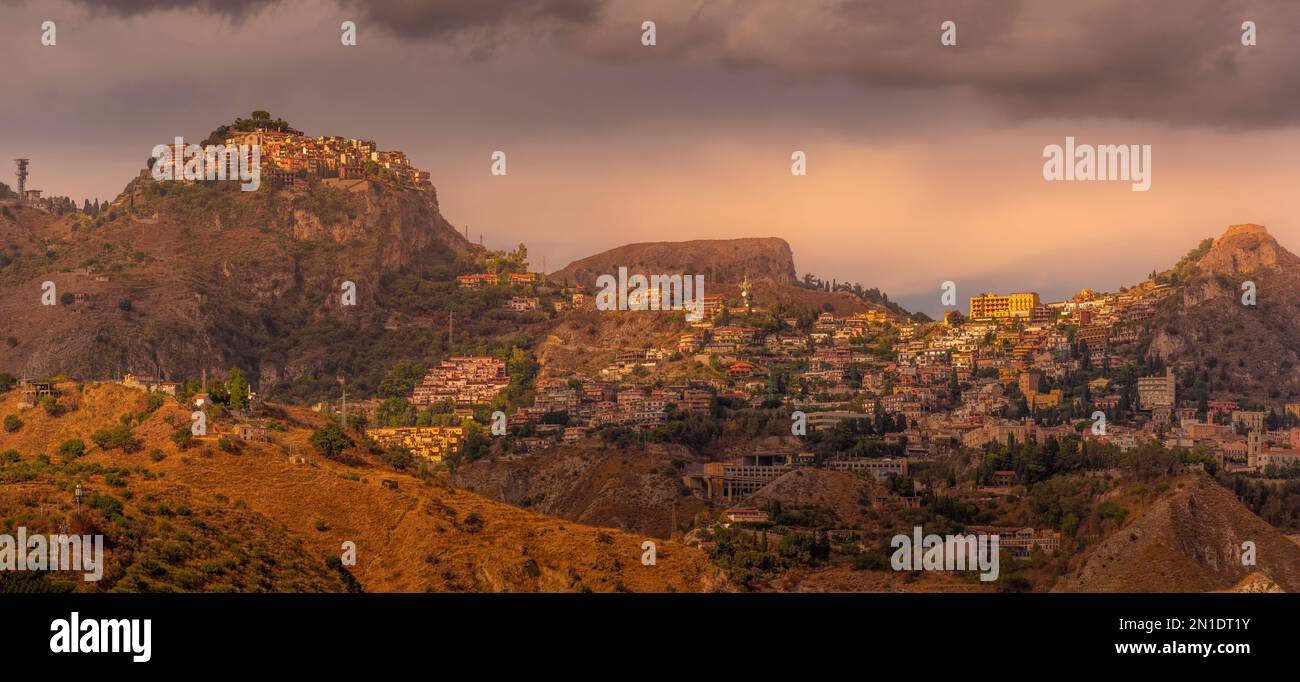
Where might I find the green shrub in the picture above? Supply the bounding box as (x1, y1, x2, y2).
(57, 439, 86, 459)
(40, 395, 60, 416)
(90, 494, 124, 518)
(3, 415, 22, 432)
(146, 392, 166, 413)
(90, 423, 142, 453)
(170, 428, 194, 450)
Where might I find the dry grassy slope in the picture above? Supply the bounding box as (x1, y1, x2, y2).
(452, 441, 709, 538)
(0, 383, 726, 592)
(742, 468, 881, 529)
(1054, 476, 1300, 593)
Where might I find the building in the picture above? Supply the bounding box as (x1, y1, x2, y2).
(236, 424, 269, 441)
(1025, 388, 1063, 410)
(1252, 449, 1300, 472)
(724, 507, 770, 523)
(727, 361, 754, 377)
(961, 422, 1029, 448)
(1231, 410, 1266, 433)
(507, 296, 539, 311)
(990, 470, 1018, 487)
(969, 292, 1040, 320)
(1136, 368, 1175, 411)
(683, 453, 792, 501)
(411, 357, 509, 406)
(457, 273, 499, 288)
(824, 457, 908, 482)
(965, 526, 1061, 560)
(365, 426, 464, 462)
(806, 411, 873, 432)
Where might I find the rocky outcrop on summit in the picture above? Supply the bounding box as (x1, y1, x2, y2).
(549, 237, 797, 287)
(1144, 224, 1300, 400)
(1197, 223, 1300, 277)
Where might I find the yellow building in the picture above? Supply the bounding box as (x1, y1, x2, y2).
(1025, 389, 1064, 410)
(970, 292, 1040, 320)
(366, 426, 464, 462)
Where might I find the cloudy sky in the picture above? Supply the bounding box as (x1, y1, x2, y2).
(2, 0, 1299, 315)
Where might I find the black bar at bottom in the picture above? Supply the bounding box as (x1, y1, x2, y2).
(2, 592, 1289, 671)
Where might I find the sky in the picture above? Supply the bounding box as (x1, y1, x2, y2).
(2, 0, 1299, 316)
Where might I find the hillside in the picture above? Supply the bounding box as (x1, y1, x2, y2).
(1144, 223, 1300, 400)
(0, 383, 726, 592)
(0, 155, 508, 402)
(1054, 476, 1300, 592)
(549, 237, 797, 287)
(451, 440, 709, 538)
(742, 468, 881, 529)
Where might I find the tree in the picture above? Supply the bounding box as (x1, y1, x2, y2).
(381, 446, 415, 472)
(39, 395, 59, 416)
(57, 439, 86, 459)
(376, 397, 417, 427)
(226, 368, 249, 410)
(90, 423, 142, 452)
(309, 421, 354, 461)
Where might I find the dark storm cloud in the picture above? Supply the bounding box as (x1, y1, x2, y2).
(342, 0, 1300, 129)
(337, 0, 602, 39)
(60, 0, 278, 20)
(12, 0, 1300, 127)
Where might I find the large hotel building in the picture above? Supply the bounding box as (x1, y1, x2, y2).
(969, 292, 1041, 320)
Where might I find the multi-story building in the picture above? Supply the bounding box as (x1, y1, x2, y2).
(365, 426, 464, 462)
(824, 457, 908, 482)
(1137, 368, 1175, 411)
(507, 296, 539, 311)
(969, 292, 1040, 320)
(411, 357, 509, 406)
(964, 526, 1061, 559)
(534, 380, 579, 417)
(1231, 410, 1266, 433)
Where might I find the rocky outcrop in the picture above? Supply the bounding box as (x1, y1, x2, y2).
(1144, 224, 1300, 400)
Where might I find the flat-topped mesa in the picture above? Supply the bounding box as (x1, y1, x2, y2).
(1220, 222, 1269, 237)
(550, 237, 797, 288)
